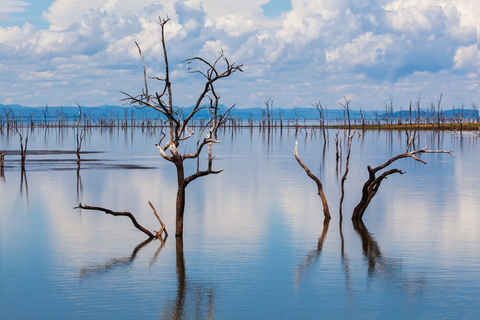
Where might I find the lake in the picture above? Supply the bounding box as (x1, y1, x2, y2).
(1, 127, 479, 319)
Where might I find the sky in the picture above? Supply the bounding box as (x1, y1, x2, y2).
(0, 0, 477, 110)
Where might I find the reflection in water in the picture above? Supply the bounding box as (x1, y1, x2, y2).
(160, 238, 215, 320)
(352, 219, 400, 277)
(296, 219, 428, 301)
(79, 238, 154, 277)
(339, 220, 352, 300)
(76, 167, 83, 202)
(352, 219, 428, 297)
(20, 168, 28, 198)
(295, 218, 330, 289)
(0, 127, 477, 318)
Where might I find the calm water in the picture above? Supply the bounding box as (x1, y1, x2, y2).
(1, 127, 479, 319)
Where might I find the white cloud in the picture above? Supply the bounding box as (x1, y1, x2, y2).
(453, 45, 478, 70)
(0, 23, 35, 48)
(0, 0, 477, 109)
(0, 0, 29, 13)
(205, 13, 258, 37)
(326, 32, 393, 66)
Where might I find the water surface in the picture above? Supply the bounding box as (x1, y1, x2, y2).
(1, 127, 479, 319)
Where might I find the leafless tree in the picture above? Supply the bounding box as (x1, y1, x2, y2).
(121, 17, 243, 236)
(294, 141, 331, 219)
(17, 129, 28, 170)
(339, 130, 355, 219)
(339, 96, 352, 130)
(1, 149, 5, 181)
(351, 134, 455, 220)
(264, 96, 273, 129)
(314, 101, 327, 144)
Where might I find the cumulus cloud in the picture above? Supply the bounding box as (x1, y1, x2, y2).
(453, 45, 478, 70)
(0, 0, 477, 109)
(326, 32, 393, 66)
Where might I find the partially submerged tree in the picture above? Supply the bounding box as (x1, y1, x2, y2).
(121, 17, 243, 236)
(294, 141, 331, 219)
(17, 129, 28, 170)
(351, 133, 455, 220)
(295, 129, 455, 221)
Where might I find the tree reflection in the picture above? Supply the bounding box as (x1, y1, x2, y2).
(79, 238, 154, 277)
(294, 218, 330, 289)
(352, 219, 400, 277)
(295, 219, 427, 297)
(160, 237, 215, 320)
(20, 167, 28, 198)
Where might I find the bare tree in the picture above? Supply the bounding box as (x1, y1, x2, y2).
(264, 96, 273, 129)
(294, 141, 331, 219)
(1, 149, 5, 181)
(121, 17, 243, 236)
(339, 96, 352, 130)
(17, 129, 28, 170)
(339, 130, 355, 219)
(351, 134, 455, 220)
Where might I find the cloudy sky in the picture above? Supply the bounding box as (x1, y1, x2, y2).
(0, 0, 477, 110)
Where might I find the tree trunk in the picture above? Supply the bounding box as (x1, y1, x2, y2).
(175, 161, 186, 237)
(175, 185, 186, 236)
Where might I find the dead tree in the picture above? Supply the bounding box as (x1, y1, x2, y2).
(75, 201, 168, 239)
(339, 96, 352, 130)
(1, 150, 5, 180)
(351, 134, 455, 220)
(17, 129, 28, 170)
(121, 17, 243, 236)
(294, 141, 331, 219)
(339, 130, 355, 219)
(76, 129, 84, 168)
(264, 96, 273, 129)
(1, 150, 5, 169)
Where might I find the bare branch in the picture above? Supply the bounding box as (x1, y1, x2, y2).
(149, 201, 168, 239)
(352, 135, 455, 220)
(75, 203, 155, 238)
(294, 141, 331, 219)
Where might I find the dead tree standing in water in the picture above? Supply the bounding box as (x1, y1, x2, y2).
(339, 130, 355, 219)
(294, 141, 331, 219)
(351, 134, 455, 220)
(17, 130, 28, 170)
(121, 17, 243, 236)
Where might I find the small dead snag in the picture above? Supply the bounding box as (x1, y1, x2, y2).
(1, 150, 5, 168)
(294, 141, 331, 219)
(75, 202, 168, 239)
(351, 135, 455, 220)
(1, 150, 5, 180)
(17, 130, 28, 170)
(339, 130, 355, 219)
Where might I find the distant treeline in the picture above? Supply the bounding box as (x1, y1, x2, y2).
(1, 103, 479, 130)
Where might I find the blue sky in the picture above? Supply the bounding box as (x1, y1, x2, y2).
(0, 0, 477, 110)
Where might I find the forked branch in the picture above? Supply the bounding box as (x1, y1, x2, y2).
(75, 202, 168, 239)
(352, 138, 455, 220)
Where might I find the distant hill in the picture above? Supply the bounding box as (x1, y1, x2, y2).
(1, 103, 478, 122)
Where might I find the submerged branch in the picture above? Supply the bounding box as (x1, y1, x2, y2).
(75, 203, 155, 238)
